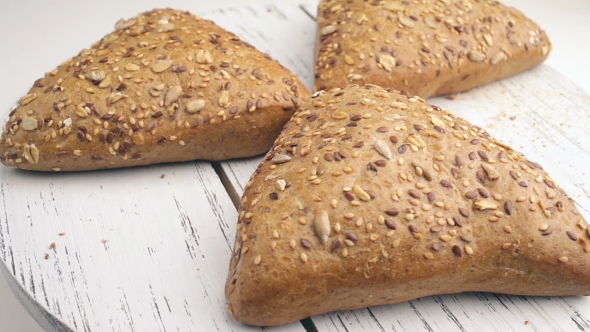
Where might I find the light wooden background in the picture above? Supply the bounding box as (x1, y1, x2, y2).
(0, 0, 589, 331)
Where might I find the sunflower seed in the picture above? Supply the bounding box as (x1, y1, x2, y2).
(115, 18, 136, 30)
(320, 25, 337, 36)
(30, 145, 39, 163)
(378, 54, 396, 72)
(482, 164, 500, 180)
(474, 199, 498, 211)
(152, 60, 172, 73)
(19, 93, 38, 106)
(20, 117, 38, 131)
(186, 99, 206, 113)
(407, 134, 426, 148)
(374, 140, 392, 159)
(352, 186, 371, 202)
(98, 75, 113, 88)
(107, 92, 126, 105)
(272, 154, 291, 164)
(218, 91, 230, 107)
(483, 34, 493, 46)
(398, 14, 415, 28)
(490, 52, 507, 65)
(314, 210, 331, 244)
(125, 63, 140, 72)
(85, 70, 105, 83)
(196, 49, 214, 64)
(467, 50, 485, 62)
(165, 85, 183, 106)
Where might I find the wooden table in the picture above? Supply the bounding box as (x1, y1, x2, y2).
(1, 2, 589, 331)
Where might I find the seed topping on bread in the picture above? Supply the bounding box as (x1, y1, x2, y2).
(314, 0, 551, 97)
(1, 8, 309, 171)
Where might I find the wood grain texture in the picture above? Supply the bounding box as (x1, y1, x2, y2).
(0, 2, 589, 332)
(0, 161, 303, 332)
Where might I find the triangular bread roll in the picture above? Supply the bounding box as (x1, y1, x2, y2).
(314, 0, 551, 98)
(0, 8, 309, 171)
(225, 85, 589, 326)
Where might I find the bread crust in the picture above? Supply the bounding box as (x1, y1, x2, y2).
(314, 0, 551, 98)
(0, 8, 309, 171)
(225, 85, 590, 326)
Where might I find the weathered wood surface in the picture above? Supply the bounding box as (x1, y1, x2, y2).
(0, 162, 302, 332)
(0, 2, 589, 332)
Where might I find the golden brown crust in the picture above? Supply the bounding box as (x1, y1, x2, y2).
(314, 0, 551, 98)
(225, 85, 590, 326)
(0, 8, 309, 171)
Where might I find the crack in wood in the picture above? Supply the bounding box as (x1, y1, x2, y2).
(212, 162, 241, 210)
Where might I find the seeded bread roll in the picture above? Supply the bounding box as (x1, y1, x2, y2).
(314, 0, 551, 98)
(225, 85, 590, 326)
(0, 8, 309, 171)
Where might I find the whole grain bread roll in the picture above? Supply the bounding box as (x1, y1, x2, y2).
(0, 8, 309, 171)
(314, 0, 551, 98)
(225, 85, 589, 326)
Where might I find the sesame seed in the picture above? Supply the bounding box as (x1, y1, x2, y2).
(559, 257, 568, 263)
(440, 235, 452, 242)
(344, 239, 355, 247)
(342, 248, 349, 257)
(254, 255, 262, 265)
(300, 252, 308, 263)
(424, 253, 434, 260)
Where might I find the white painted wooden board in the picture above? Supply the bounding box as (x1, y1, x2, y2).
(0, 161, 303, 332)
(218, 3, 590, 332)
(1, 2, 590, 332)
